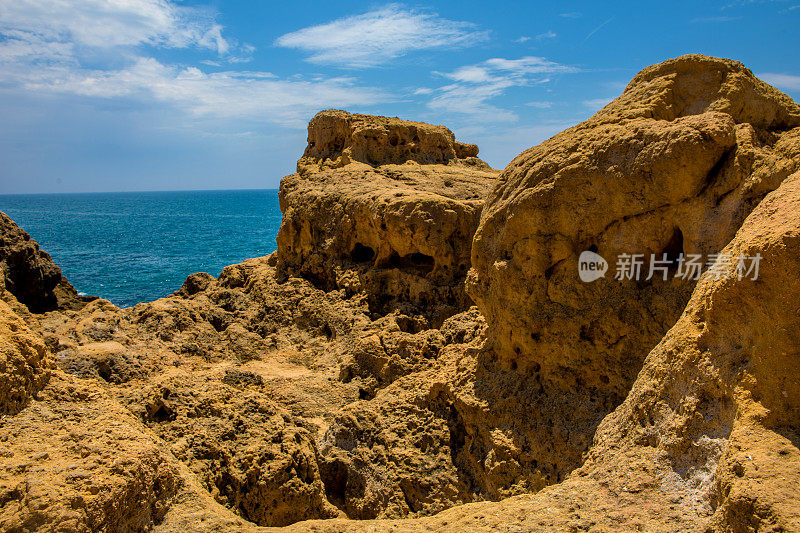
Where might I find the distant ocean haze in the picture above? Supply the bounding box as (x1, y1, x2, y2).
(0, 190, 282, 308)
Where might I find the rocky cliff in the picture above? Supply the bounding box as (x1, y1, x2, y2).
(278, 110, 499, 328)
(0, 212, 92, 313)
(0, 54, 798, 533)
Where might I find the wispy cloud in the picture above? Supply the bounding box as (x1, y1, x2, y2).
(560, 12, 582, 18)
(583, 18, 614, 42)
(0, 0, 242, 56)
(514, 36, 531, 43)
(4, 58, 388, 128)
(0, 0, 388, 128)
(426, 56, 578, 122)
(274, 4, 489, 68)
(691, 15, 743, 22)
(583, 97, 614, 110)
(536, 30, 557, 41)
(760, 73, 800, 91)
(526, 101, 553, 108)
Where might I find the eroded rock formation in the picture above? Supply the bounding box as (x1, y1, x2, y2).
(460, 53, 800, 487)
(0, 212, 92, 313)
(0, 54, 799, 533)
(278, 110, 499, 328)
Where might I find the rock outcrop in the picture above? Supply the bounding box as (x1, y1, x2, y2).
(282, 168, 800, 533)
(460, 53, 800, 486)
(0, 298, 51, 414)
(278, 110, 499, 328)
(0, 212, 92, 313)
(1, 54, 799, 533)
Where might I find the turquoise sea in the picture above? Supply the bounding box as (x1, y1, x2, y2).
(0, 190, 282, 308)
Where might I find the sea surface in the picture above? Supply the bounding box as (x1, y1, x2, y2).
(0, 190, 282, 308)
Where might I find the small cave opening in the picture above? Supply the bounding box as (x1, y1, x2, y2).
(662, 227, 684, 267)
(350, 243, 375, 263)
(319, 459, 349, 511)
(386, 251, 435, 274)
(146, 400, 175, 423)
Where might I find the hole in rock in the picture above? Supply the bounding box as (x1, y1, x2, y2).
(148, 401, 175, 423)
(447, 405, 467, 462)
(319, 459, 349, 511)
(350, 243, 375, 263)
(321, 323, 335, 340)
(588, 244, 599, 253)
(358, 388, 374, 400)
(97, 363, 113, 383)
(207, 314, 229, 333)
(662, 227, 684, 267)
(386, 252, 435, 274)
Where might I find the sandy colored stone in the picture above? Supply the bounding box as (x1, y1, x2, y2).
(278, 110, 499, 327)
(1, 54, 800, 533)
(464, 53, 800, 485)
(0, 299, 51, 414)
(278, 153, 800, 533)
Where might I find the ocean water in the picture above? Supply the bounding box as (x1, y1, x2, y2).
(0, 190, 282, 308)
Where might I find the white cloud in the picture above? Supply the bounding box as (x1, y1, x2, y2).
(514, 36, 531, 43)
(583, 97, 614, 110)
(691, 15, 742, 23)
(526, 101, 553, 108)
(3, 57, 388, 128)
(560, 12, 582, 18)
(760, 73, 800, 91)
(426, 56, 578, 122)
(0, 0, 237, 55)
(536, 30, 557, 41)
(274, 4, 489, 68)
(0, 0, 388, 128)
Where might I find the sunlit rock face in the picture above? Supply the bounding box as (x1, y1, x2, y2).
(278, 109, 499, 328)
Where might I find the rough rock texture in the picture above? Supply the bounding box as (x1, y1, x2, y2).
(0, 298, 51, 414)
(300, 109, 482, 169)
(463, 53, 800, 486)
(122, 374, 340, 527)
(3, 239, 483, 527)
(0, 370, 182, 532)
(0, 212, 92, 313)
(281, 168, 800, 533)
(1, 54, 800, 533)
(278, 110, 499, 328)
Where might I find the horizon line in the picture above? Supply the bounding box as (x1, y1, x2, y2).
(0, 187, 280, 197)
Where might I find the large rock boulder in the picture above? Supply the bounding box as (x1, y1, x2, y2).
(0, 298, 51, 414)
(0, 212, 92, 313)
(466, 54, 800, 454)
(278, 110, 499, 328)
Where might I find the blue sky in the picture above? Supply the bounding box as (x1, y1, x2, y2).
(0, 0, 799, 194)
